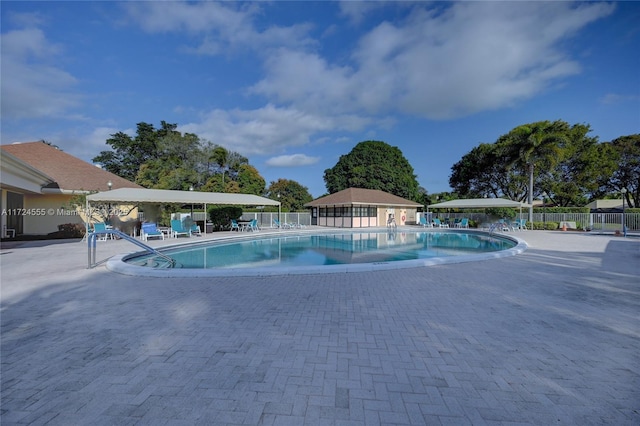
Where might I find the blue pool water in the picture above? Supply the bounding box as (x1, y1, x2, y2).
(121, 230, 520, 275)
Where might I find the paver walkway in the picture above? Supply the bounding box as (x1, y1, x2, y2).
(1, 230, 639, 425)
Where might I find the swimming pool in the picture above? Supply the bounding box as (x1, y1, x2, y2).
(107, 229, 527, 277)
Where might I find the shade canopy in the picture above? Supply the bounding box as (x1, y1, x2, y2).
(86, 188, 280, 206)
(429, 198, 531, 209)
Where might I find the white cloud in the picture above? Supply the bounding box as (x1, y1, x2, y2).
(180, 104, 373, 157)
(0, 27, 81, 119)
(266, 154, 321, 167)
(252, 2, 615, 120)
(124, 1, 615, 160)
(249, 48, 356, 114)
(338, 1, 389, 25)
(600, 93, 640, 105)
(176, 2, 615, 160)
(124, 2, 314, 55)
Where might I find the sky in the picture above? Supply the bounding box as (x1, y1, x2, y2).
(1, 1, 639, 198)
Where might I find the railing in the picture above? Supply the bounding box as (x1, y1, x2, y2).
(430, 212, 640, 231)
(87, 229, 175, 269)
(163, 210, 638, 232)
(240, 212, 312, 228)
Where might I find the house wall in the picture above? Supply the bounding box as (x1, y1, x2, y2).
(4, 191, 139, 236)
(22, 193, 82, 235)
(313, 205, 417, 228)
(352, 216, 378, 227)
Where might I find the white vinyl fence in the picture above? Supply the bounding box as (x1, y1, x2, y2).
(162, 211, 638, 233)
(429, 211, 639, 232)
(240, 212, 311, 228)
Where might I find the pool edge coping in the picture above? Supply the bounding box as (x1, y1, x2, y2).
(105, 228, 528, 278)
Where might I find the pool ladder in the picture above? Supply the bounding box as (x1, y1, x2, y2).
(87, 229, 175, 269)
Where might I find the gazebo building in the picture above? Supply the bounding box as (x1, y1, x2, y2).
(305, 188, 422, 228)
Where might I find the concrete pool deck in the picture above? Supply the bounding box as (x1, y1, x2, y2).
(1, 229, 639, 425)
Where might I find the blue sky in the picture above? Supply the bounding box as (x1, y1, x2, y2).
(2, 1, 639, 198)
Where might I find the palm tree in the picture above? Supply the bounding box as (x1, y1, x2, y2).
(210, 146, 229, 187)
(505, 121, 567, 224)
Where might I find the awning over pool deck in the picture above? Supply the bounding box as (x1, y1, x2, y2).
(428, 198, 531, 209)
(86, 188, 280, 206)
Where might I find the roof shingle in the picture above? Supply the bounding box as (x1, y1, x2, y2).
(1, 141, 142, 192)
(305, 187, 421, 207)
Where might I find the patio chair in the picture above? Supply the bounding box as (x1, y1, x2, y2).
(231, 219, 241, 232)
(141, 223, 164, 241)
(273, 218, 291, 229)
(456, 218, 469, 228)
(3, 225, 15, 238)
(419, 216, 433, 228)
(498, 219, 516, 232)
(171, 219, 191, 238)
(248, 219, 259, 232)
(190, 223, 202, 235)
(93, 222, 111, 241)
(433, 218, 449, 228)
(515, 219, 527, 230)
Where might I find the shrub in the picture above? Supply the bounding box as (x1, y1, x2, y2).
(531, 221, 559, 230)
(209, 206, 243, 231)
(48, 223, 86, 239)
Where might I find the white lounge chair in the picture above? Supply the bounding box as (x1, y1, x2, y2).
(419, 217, 433, 228)
(93, 222, 111, 241)
(141, 223, 164, 241)
(171, 219, 191, 238)
(433, 218, 449, 228)
(456, 218, 469, 228)
(273, 219, 291, 229)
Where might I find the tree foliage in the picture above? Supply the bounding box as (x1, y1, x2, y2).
(449, 121, 635, 207)
(92, 121, 262, 195)
(606, 134, 640, 208)
(323, 141, 420, 201)
(501, 120, 567, 205)
(93, 121, 176, 181)
(208, 206, 243, 231)
(266, 179, 313, 211)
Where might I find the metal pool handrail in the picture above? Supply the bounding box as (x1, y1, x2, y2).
(88, 229, 175, 269)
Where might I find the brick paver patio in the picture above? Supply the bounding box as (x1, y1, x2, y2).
(1, 230, 638, 425)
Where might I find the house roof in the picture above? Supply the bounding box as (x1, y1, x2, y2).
(304, 188, 422, 208)
(0, 149, 56, 194)
(87, 188, 280, 206)
(1, 141, 142, 192)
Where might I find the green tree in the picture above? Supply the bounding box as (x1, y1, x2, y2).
(323, 140, 420, 201)
(94, 121, 254, 192)
(134, 130, 203, 190)
(540, 124, 602, 207)
(202, 174, 225, 192)
(236, 164, 266, 196)
(502, 120, 567, 207)
(607, 134, 640, 208)
(266, 179, 313, 211)
(449, 120, 610, 208)
(210, 146, 229, 185)
(93, 121, 177, 181)
(450, 142, 528, 200)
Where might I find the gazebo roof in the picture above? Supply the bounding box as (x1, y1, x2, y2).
(305, 188, 422, 208)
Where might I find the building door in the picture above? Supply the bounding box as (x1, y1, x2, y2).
(385, 208, 396, 226)
(311, 207, 317, 225)
(6, 191, 24, 235)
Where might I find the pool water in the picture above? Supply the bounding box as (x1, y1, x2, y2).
(125, 230, 517, 270)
